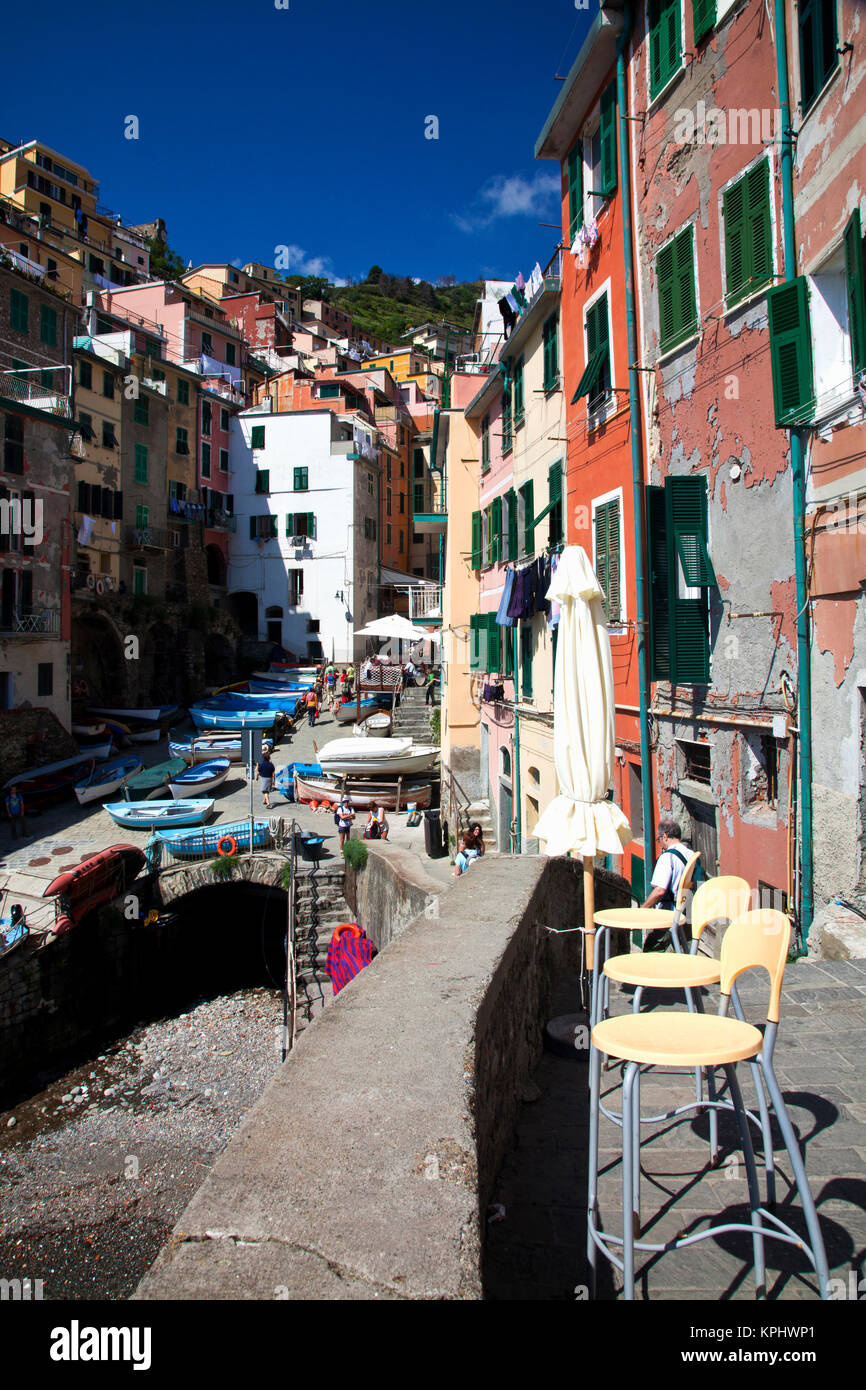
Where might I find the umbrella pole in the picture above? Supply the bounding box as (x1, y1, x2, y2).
(583, 858, 595, 974)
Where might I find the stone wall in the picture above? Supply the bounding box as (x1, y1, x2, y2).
(343, 843, 442, 951)
(0, 708, 80, 788)
(134, 855, 630, 1301)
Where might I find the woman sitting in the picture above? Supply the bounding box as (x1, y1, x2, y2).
(363, 806, 389, 841)
(454, 833, 480, 878)
(465, 822, 485, 857)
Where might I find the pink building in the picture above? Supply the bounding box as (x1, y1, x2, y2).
(95, 281, 246, 391)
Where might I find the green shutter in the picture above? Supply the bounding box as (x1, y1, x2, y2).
(514, 356, 524, 420)
(658, 227, 697, 353)
(491, 495, 503, 563)
(666, 476, 712, 684)
(522, 480, 535, 555)
(594, 499, 621, 624)
(270, 515, 279, 539)
(647, 485, 671, 681)
(471, 510, 482, 569)
(251, 424, 265, 449)
(469, 615, 480, 671)
(599, 83, 617, 198)
(767, 277, 813, 425)
(746, 160, 773, 294)
(649, 0, 682, 100)
(567, 141, 584, 242)
(307, 512, 316, 539)
(502, 378, 513, 452)
(548, 463, 563, 545)
(657, 239, 678, 352)
(40, 304, 57, 346)
(692, 0, 716, 45)
(543, 315, 559, 390)
(574, 294, 610, 404)
(674, 225, 697, 341)
(506, 488, 518, 560)
(251, 517, 258, 540)
(10, 290, 28, 333)
(723, 175, 747, 303)
(520, 622, 533, 698)
(844, 208, 866, 381)
(724, 160, 772, 306)
(134, 443, 148, 483)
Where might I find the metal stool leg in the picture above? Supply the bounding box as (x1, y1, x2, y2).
(723, 1062, 766, 1299)
(587, 1040, 603, 1295)
(631, 1062, 641, 1238)
(622, 1061, 640, 1299)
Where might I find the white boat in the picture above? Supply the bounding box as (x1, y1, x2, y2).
(105, 799, 215, 830)
(293, 770, 433, 810)
(74, 755, 143, 805)
(353, 711, 392, 738)
(88, 705, 180, 723)
(167, 758, 232, 798)
(126, 726, 163, 744)
(169, 734, 246, 764)
(316, 736, 440, 777)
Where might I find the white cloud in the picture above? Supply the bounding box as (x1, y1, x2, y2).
(230, 256, 245, 269)
(275, 244, 345, 283)
(453, 171, 561, 233)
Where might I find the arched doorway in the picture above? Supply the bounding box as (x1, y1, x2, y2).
(206, 544, 227, 586)
(71, 610, 126, 707)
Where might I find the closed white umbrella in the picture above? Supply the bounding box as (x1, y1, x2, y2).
(533, 547, 631, 964)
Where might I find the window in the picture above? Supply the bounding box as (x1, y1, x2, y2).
(367, 472, 374, 495)
(543, 314, 559, 391)
(646, 475, 717, 683)
(514, 356, 525, 424)
(255, 469, 270, 494)
(288, 568, 303, 606)
(487, 496, 503, 565)
(471, 510, 482, 570)
(40, 304, 57, 347)
(250, 514, 278, 540)
(102, 370, 114, 399)
(251, 424, 265, 449)
(594, 495, 622, 624)
(481, 413, 490, 472)
(573, 291, 612, 408)
(319, 383, 340, 399)
(657, 225, 699, 354)
(506, 488, 518, 561)
(386, 522, 392, 544)
(399, 531, 404, 552)
(219, 449, 229, 473)
(413, 447, 425, 477)
(134, 443, 148, 484)
(387, 487, 392, 517)
(414, 482, 425, 513)
(78, 360, 92, 390)
(844, 209, 866, 387)
(133, 564, 147, 596)
(649, 0, 683, 101)
(201, 443, 211, 478)
(4, 418, 24, 475)
(599, 82, 617, 199)
(169, 480, 187, 502)
(288, 512, 317, 540)
(681, 739, 712, 785)
(386, 457, 392, 482)
(220, 408, 229, 431)
(37, 663, 53, 697)
(502, 371, 513, 453)
(176, 426, 189, 454)
(767, 277, 814, 425)
(134, 396, 149, 426)
(102, 420, 117, 449)
(201, 332, 213, 356)
(363, 516, 377, 540)
(548, 463, 563, 546)
(136, 504, 150, 528)
(722, 159, 773, 307)
(78, 411, 94, 441)
(692, 0, 716, 46)
(399, 492, 405, 514)
(567, 141, 583, 243)
(469, 613, 501, 673)
(177, 379, 189, 405)
(799, 0, 838, 113)
(520, 479, 535, 556)
(225, 342, 236, 366)
(10, 290, 28, 334)
(202, 401, 212, 437)
(520, 622, 533, 700)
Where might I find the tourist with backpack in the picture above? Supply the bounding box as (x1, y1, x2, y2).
(641, 820, 702, 951)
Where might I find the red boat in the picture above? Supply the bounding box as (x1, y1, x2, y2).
(42, 844, 146, 937)
(3, 755, 97, 807)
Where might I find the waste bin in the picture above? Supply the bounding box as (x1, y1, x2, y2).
(424, 808, 445, 858)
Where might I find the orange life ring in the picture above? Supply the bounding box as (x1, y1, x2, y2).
(217, 836, 237, 857)
(334, 922, 361, 941)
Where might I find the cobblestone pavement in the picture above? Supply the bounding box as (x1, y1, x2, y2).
(485, 960, 866, 1301)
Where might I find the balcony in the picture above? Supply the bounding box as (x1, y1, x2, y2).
(413, 506, 447, 537)
(185, 305, 243, 340)
(409, 585, 442, 623)
(204, 510, 237, 532)
(125, 525, 180, 552)
(0, 367, 72, 419)
(0, 608, 61, 637)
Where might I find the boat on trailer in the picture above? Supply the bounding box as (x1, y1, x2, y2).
(316, 737, 440, 777)
(353, 711, 392, 737)
(293, 770, 434, 810)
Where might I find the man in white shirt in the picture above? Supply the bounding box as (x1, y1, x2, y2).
(641, 820, 695, 951)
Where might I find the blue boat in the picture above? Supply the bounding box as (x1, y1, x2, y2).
(275, 762, 322, 801)
(105, 799, 215, 830)
(169, 734, 245, 763)
(154, 819, 271, 858)
(74, 755, 143, 806)
(168, 758, 232, 797)
(190, 707, 279, 731)
(248, 679, 310, 694)
(204, 693, 300, 711)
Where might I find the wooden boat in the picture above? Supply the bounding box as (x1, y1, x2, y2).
(126, 727, 163, 744)
(169, 734, 245, 764)
(88, 705, 181, 724)
(317, 737, 440, 777)
(3, 755, 96, 806)
(123, 757, 189, 801)
(74, 754, 143, 805)
(190, 707, 279, 731)
(248, 679, 310, 694)
(105, 798, 215, 830)
(334, 696, 394, 725)
(43, 845, 146, 936)
(72, 722, 107, 738)
(77, 736, 114, 761)
(274, 762, 322, 801)
(0, 905, 28, 960)
(204, 692, 300, 712)
(353, 711, 392, 737)
(155, 819, 271, 859)
(293, 770, 433, 810)
(167, 758, 231, 797)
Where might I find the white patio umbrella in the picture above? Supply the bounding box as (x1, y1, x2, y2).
(355, 615, 434, 641)
(533, 546, 632, 966)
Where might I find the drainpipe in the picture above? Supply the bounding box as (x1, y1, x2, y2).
(775, 0, 813, 945)
(513, 626, 522, 852)
(616, 3, 655, 873)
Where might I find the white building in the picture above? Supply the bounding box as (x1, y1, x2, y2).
(228, 407, 381, 662)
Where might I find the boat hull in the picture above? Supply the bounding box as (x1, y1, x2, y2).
(105, 799, 215, 829)
(74, 755, 143, 805)
(318, 749, 440, 776)
(168, 760, 231, 798)
(155, 819, 271, 858)
(123, 758, 189, 801)
(88, 706, 180, 723)
(169, 736, 245, 764)
(43, 845, 146, 936)
(353, 713, 392, 737)
(190, 708, 278, 731)
(293, 771, 433, 810)
(4, 756, 97, 806)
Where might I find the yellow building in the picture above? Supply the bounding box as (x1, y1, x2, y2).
(362, 347, 443, 401)
(71, 341, 124, 592)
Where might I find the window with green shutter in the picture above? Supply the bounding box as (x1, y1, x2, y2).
(134, 396, 149, 426)
(134, 443, 148, 484)
(506, 487, 518, 560)
(136, 504, 149, 528)
(799, 0, 838, 113)
(133, 565, 147, 596)
(573, 292, 611, 405)
(481, 414, 490, 472)
(722, 159, 773, 307)
(502, 375, 513, 453)
(599, 82, 617, 198)
(543, 314, 559, 391)
(767, 277, 814, 425)
(646, 476, 716, 684)
(521, 480, 535, 556)
(548, 463, 563, 546)
(250, 424, 266, 449)
(520, 622, 533, 700)
(255, 469, 270, 494)
(657, 225, 698, 354)
(594, 497, 622, 624)
(10, 290, 28, 334)
(293, 466, 309, 491)
(177, 379, 189, 405)
(692, 0, 716, 45)
(176, 426, 189, 454)
(514, 356, 525, 423)
(469, 614, 500, 673)
(502, 619, 514, 679)
(844, 209, 866, 384)
(491, 495, 503, 563)
(567, 142, 583, 243)
(40, 304, 57, 346)
(201, 443, 211, 478)
(471, 510, 482, 569)
(649, 0, 683, 100)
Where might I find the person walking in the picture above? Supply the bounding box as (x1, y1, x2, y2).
(4, 785, 29, 839)
(257, 752, 276, 810)
(345, 664, 355, 699)
(305, 687, 319, 726)
(424, 667, 437, 706)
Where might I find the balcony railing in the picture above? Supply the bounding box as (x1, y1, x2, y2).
(409, 585, 443, 621)
(0, 608, 61, 637)
(204, 510, 237, 532)
(125, 524, 183, 551)
(0, 367, 72, 418)
(186, 305, 243, 339)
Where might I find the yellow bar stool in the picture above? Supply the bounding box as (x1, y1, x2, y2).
(587, 910, 831, 1300)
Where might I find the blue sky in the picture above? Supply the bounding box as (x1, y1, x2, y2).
(3, 0, 594, 287)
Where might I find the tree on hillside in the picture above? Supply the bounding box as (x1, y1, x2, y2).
(366, 265, 383, 284)
(148, 233, 186, 282)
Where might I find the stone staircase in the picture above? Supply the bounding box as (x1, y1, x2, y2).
(463, 798, 496, 849)
(391, 684, 435, 742)
(292, 865, 352, 1032)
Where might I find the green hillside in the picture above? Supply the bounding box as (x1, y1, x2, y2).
(289, 267, 481, 347)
